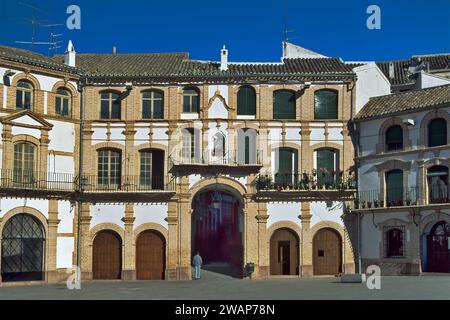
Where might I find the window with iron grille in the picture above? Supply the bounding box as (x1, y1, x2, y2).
(142, 90, 163, 119)
(383, 226, 405, 258)
(55, 88, 71, 117)
(16, 80, 33, 110)
(98, 149, 121, 188)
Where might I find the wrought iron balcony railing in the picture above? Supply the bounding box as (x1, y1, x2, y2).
(169, 149, 263, 167)
(255, 171, 356, 192)
(354, 187, 419, 209)
(428, 186, 450, 204)
(0, 169, 75, 191)
(78, 175, 176, 192)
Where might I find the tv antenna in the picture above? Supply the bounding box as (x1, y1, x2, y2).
(14, 1, 63, 54)
(282, 0, 295, 42)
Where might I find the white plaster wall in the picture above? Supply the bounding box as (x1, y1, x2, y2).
(420, 72, 450, 89)
(152, 128, 168, 146)
(91, 127, 108, 143)
(353, 62, 391, 114)
(90, 204, 125, 228)
(360, 214, 381, 258)
(57, 237, 74, 268)
(11, 126, 41, 139)
(208, 98, 228, 119)
(328, 128, 343, 144)
(310, 201, 344, 227)
(0, 199, 49, 219)
(110, 128, 125, 145)
(285, 128, 301, 145)
(48, 120, 75, 152)
(208, 85, 228, 102)
(134, 204, 168, 229)
(47, 154, 75, 174)
(310, 128, 325, 143)
(57, 200, 74, 234)
(267, 202, 301, 227)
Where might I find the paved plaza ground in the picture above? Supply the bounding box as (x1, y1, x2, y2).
(0, 269, 449, 300)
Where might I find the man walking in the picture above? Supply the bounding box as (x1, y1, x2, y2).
(193, 252, 203, 280)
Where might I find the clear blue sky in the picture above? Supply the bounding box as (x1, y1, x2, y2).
(1, 0, 450, 62)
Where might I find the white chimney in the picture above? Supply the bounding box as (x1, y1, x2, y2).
(64, 40, 76, 67)
(389, 61, 395, 80)
(220, 45, 228, 71)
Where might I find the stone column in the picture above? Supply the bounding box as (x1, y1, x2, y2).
(1, 124, 12, 173)
(177, 176, 192, 280)
(407, 208, 421, 274)
(300, 202, 313, 276)
(255, 202, 269, 278)
(39, 130, 50, 173)
(122, 203, 135, 280)
(46, 199, 60, 283)
(300, 126, 312, 174)
(122, 126, 136, 180)
(166, 198, 179, 280)
(79, 203, 92, 280)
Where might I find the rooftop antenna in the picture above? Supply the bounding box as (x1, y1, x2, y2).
(282, 0, 295, 43)
(14, 1, 63, 55)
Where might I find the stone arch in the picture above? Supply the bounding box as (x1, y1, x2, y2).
(11, 72, 41, 91)
(0, 206, 48, 239)
(267, 221, 302, 240)
(133, 223, 168, 245)
(376, 117, 412, 153)
(12, 134, 40, 146)
(311, 221, 345, 240)
(419, 109, 450, 147)
(421, 212, 450, 235)
(189, 176, 247, 202)
(49, 81, 79, 118)
(206, 91, 231, 111)
(89, 223, 125, 246)
(374, 159, 411, 202)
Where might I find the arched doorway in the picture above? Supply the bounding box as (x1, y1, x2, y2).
(1, 214, 45, 282)
(136, 230, 166, 280)
(270, 228, 299, 275)
(427, 221, 450, 273)
(313, 228, 342, 276)
(93, 230, 122, 279)
(191, 188, 243, 276)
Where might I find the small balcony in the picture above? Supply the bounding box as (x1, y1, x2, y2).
(77, 175, 176, 202)
(254, 170, 356, 201)
(354, 187, 419, 210)
(169, 149, 263, 174)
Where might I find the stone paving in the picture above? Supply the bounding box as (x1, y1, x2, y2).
(0, 269, 449, 300)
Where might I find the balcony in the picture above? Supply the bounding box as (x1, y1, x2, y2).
(78, 175, 176, 202)
(254, 171, 356, 201)
(0, 169, 75, 198)
(169, 149, 263, 175)
(354, 187, 419, 210)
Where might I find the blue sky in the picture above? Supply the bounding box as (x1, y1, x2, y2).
(1, 0, 450, 62)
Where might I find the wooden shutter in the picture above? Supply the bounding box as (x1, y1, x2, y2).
(273, 90, 295, 119)
(237, 86, 256, 116)
(386, 170, 403, 205)
(314, 90, 338, 120)
(429, 118, 447, 147)
(317, 149, 336, 186)
(276, 148, 293, 184)
(386, 125, 403, 151)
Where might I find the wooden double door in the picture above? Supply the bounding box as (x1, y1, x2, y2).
(136, 230, 166, 280)
(313, 228, 342, 276)
(427, 221, 450, 273)
(93, 230, 122, 279)
(270, 228, 299, 275)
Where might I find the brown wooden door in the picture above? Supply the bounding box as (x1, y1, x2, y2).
(427, 221, 450, 273)
(136, 231, 165, 280)
(279, 241, 290, 275)
(313, 228, 342, 276)
(93, 230, 122, 279)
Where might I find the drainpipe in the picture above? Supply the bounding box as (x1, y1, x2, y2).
(76, 77, 85, 271)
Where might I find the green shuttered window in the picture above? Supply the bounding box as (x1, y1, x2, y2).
(273, 90, 295, 119)
(385, 125, 403, 151)
(237, 86, 256, 116)
(386, 169, 403, 206)
(317, 148, 336, 186)
(314, 90, 338, 120)
(428, 118, 447, 147)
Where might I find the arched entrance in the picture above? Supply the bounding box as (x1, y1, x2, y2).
(270, 228, 299, 275)
(313, 228, 342, 276)
(427, 221, 450, 273)
(136, 230, 166, 280)
(191, 188, 243, 277)
(93, 230, 122, 279)
(1, 214, 45, 282)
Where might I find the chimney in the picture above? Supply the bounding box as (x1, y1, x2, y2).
(112, 46, 117, 55)
(388, 61, 395, 80)
(64, 40, 76, 67)
(220, 45, 228, 71)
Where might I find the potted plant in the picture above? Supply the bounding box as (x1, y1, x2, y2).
(245, 262, 255, 279)
(367, 201, 372, 208)
(374, 199, 379, 208)
(361, 200, 366, 209)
